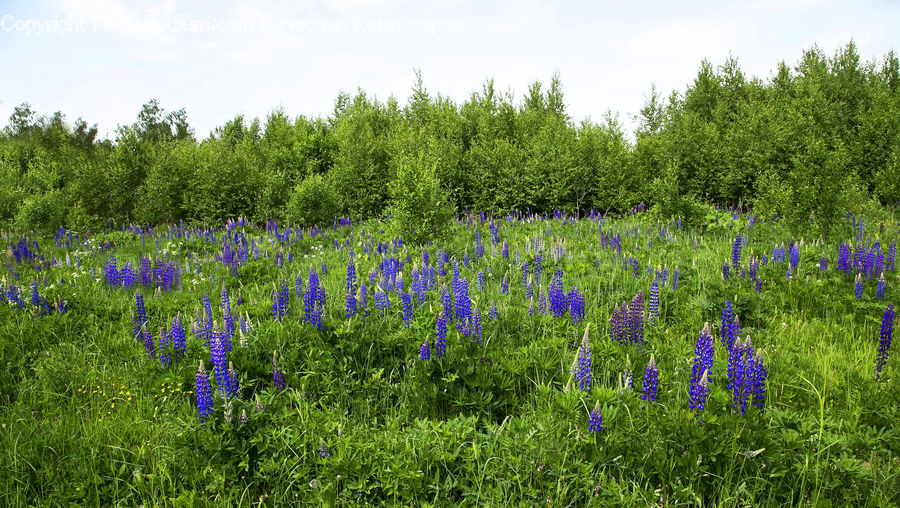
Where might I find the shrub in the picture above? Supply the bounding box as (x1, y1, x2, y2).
(286, 173, 341, 227)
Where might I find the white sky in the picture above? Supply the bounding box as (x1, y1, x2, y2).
(1, 0, 897, 140)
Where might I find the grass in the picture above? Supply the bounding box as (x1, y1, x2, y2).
(0, 211, 898, 505)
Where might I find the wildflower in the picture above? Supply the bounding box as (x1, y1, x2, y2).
(158, 327, 171, 367)
(272, 351, 286, 390)
(855, 274, 864, 299)
(576, 325, 592, 392)
(622, 354, 633, 391)
(731, 236, 742, 269)
(318, 440, 331, 458)
(641, 355, 659, 402)
(649, 279, 659, 327)
(749, 351, 767, 408)
(195, 361, 214, 423)
(489, 300, 497, 320)
(588, 401, 603, 432)
(721, 301, 734, 350)
(345, 260, 357, 318)
(171, 314, 186, 361)
(435, 312, 448, 358)
(875, 303, 894, 380)
(419, 339, 430, 360)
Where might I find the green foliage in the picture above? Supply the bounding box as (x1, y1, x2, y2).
(13, 189, 67, 232)
(286, 173, 341, 227)
(387, 148, 454, 245)
(2, 42, 900, 236)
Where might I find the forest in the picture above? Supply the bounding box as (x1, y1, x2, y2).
(1, 42, 898, 238)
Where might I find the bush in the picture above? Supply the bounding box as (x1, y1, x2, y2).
(387, 150, 454, 245)
(13, 190, 67, 233)
(286, 174, 341, 227)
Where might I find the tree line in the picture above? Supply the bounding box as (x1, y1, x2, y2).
(1, 42, 897, 238)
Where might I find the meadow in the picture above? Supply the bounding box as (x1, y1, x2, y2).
(0, 207, 898, 506)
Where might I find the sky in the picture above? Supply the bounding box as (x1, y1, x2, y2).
(0, 0, 898, 140)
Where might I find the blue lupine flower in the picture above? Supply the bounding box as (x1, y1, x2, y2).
(689, 323, 714, 416)
(649, 279, 659, 327)
(577, 326, 592, 392)
(142, 329, 155, 359)
(629, 292, 645, 347)
(588, 401, 602, 432)
(877, 272, 886, 300)
(272, 352, 286, 389)
(171, 314, 186, 361)
(790, 243, 799, 270)
(875, 303, 894, 380)
(345, 260, 357, 318)
(221, 286, 233, 351)
(401, 291, 413, 328)
(691, 370, 710, 417)
(226, 361, 239, 399)
(472, 309, 482, 343)
(210, 334, 228, 395)
(641, 355, 658, 402)
(855, 274, 864, 299)
(441, 285, 453, 324)
(622, 354, 633, 390)
(159, 327, 171, 367)
(132, 292, 148, 341)
(749, 351, 767, 408)
(819, 253, 827, 272)
(318, 441, 331, 458)
(419, 339, 430, 360)
(888, 240, 896, 272)
(732, 236, 742, 269)
(435, 312, 447, 358)
(489, 300, 497, 320)
(722, 261, 730, 281)
(195, 361, 215, 423)
(721, 301, 734, 349)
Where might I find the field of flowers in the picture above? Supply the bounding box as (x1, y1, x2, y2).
(1, 208, 898, 505)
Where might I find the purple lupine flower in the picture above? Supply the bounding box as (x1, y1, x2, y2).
(158, 327, 171, 367)
(588, 401, 602, 432)
(877, 272, 886, 300)
(210, 334, 228, 395)
(568, 287, 585, 325)
(576, 326, 592, 392)
(641, 355, 658, 402)
(722, 261, 730, 281)
(673, 268, 680, 290)
(195, 361, 215, 423)
(226, 361, 239, 399)
(221, 286, 233, 352)
(622, 354, 633, 390)
(522, 261, 530, 289)
(489, 300, 497, 320)
(132, 292, 148, 341)
(731, 236, 742, 269)
(875, 303, 894, 380)
(318, 441, 331, 458)
(454, 279, 472, 332)
(789, 243, 799, 270)
(500, 272, 509, 295)
(629, 292, 645, 347)
(721, 301, 734, 350)
(142, 329, 155, 359)
(401, 291, 413, 328)
(838, 242, 851, 274)
(689, 323, 714, 416)
(728, 336, 756, 415)
(171, 314, 186, 361)
(855, 274, 864, 299)
(272, 352, 286, 389)
(435, 312, 447, 358)
(477, 271, 484, 292)
(419, 339, 430, 360)
(441, 285, 453, 324)
(819, 253, 827, 272)
(472, 308, 482, 343)
(648, 279, 659, 327)
(888, 240, 896, 272)
(345, 260, 357, 318)
(749, 351, 767, 408)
